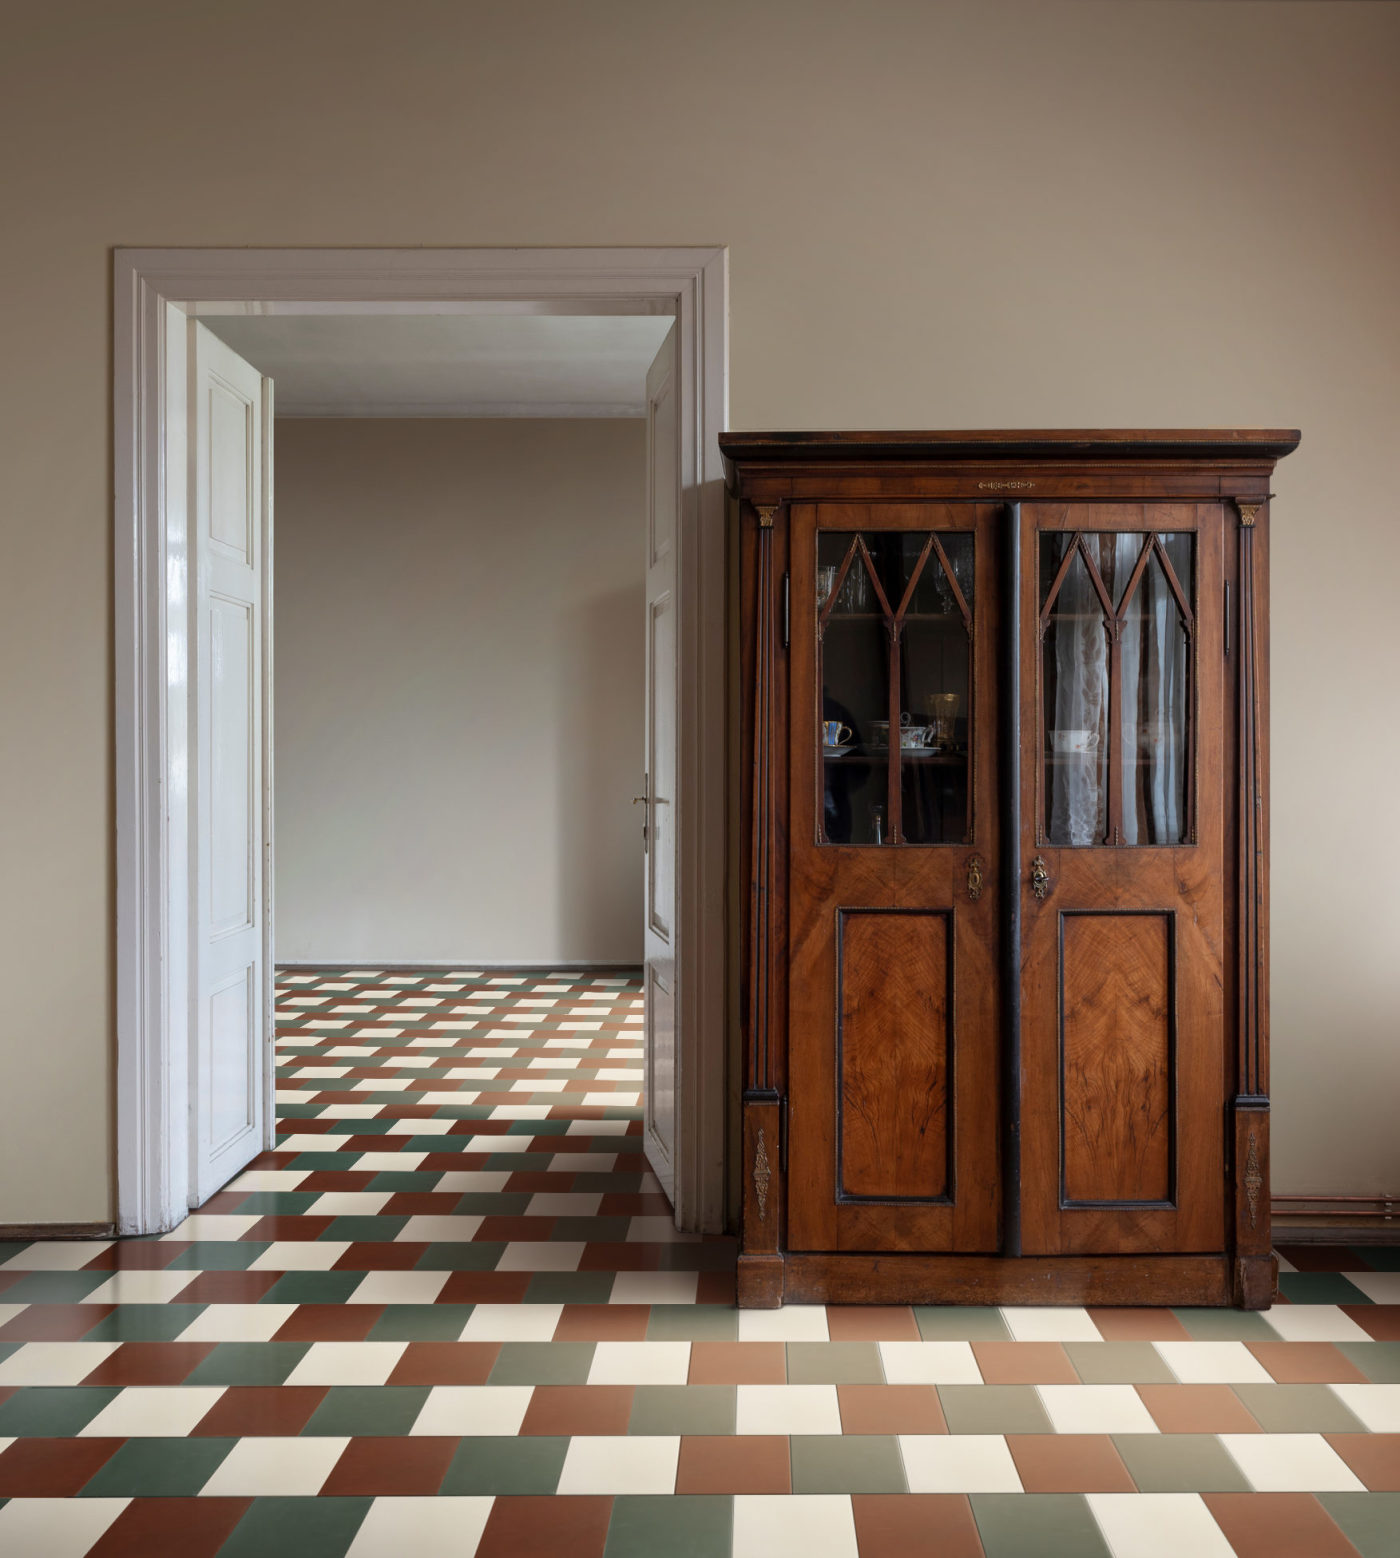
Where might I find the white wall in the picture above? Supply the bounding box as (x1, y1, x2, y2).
(273, 418, 646, 965)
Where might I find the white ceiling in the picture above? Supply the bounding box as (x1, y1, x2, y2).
(200, 313, 674, 418)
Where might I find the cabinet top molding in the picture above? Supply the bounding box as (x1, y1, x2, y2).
(718, 428, 1301, 488)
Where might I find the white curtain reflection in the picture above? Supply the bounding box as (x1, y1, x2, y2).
(1047, 547, 1109, 846)
(1121, 534, 1190, 844)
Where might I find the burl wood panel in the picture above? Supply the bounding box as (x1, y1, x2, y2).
(1061, 912, 1172, 1205)
(838, 910, 951, 1201)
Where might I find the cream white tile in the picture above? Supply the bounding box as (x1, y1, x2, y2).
(610, 1271, 698, 1305)
(0, 1241, 113, 1271)
(293, 1066, 350, 1078)
(324, 1047, 375, 1058)
(732, 1495, 858, 1558)
(1086, 1493, 1234, 1558)
(585, 1092, 639, 1107)
(512, 1080, 566, 1093)
(346, 1270, 449, 1305)
(200, 1435, 349, 1496)
(494, 1242, 585, 1272)
(0, 1342, 120, 1385)
(1219, 1433, 1365, 1492)
(588, 1341, 691, 1384)
(0, 1306, 25, 1328)
(228, 1169, 310, 1191)
(878, 1341, 982, 1385)
(410, 1384, 533, 1436)
(467, 1135, 532, 1153)
(1274, 1252, 1298, 1273)
(386, 1118, 456, 1135)
(1000, 1306, 1103, 1342)
(394, 1215, 484, 1243)
(417, 1092, 483, 1107)
(566, 1118, 631, 1135)
(1258, 1303, 1373, 1343)
(83, 1270, 197, 1305)
(351, 1078, 411, 1092)
(626, 1216, 700, 1244)
(736, 1384, 842, 1435)
(1153, 1341, 1274, 1384)
(346, 1151, 427, 1172)
(526, 1192, 603, 1216)
(443, 1068, 499, 1080)
(177, 1304, 297, 1342)
(596, 1067, 644, 1081)
(0, 1498, 131, 1557)
(163, 1214, 256, 1239)
(1344, 1271, 1400, 1304)
(248, 1242, 352, 1271)
(433, 1171, 511, 1193)
(738, 1305, 829, 1342)
(307, 1192, 394, 1216)
(277, 1133, 354, 1153)
(81, 1386, 226, 1437)
(1329, 1382, 1400, 1431)
(346, 1496, 493, 1557)
(557, 1435, 680, 1495)
(459, 1303, 564, 1341)
(899, 1434, 1022, 1492)
(284, 1341, 407, 1386)
(1037, 1384, 1160, 1434)
(316, 1105, 385, 1121)
(528, 1056, 578, 1069)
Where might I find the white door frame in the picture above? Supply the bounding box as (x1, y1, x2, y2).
(114, 246, 729, 1236)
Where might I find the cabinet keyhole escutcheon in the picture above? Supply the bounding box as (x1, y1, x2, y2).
(1030, 856, 1050, 900)
(966, 855, 985, 901)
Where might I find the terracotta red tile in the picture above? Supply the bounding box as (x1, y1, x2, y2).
(1323, 1433, 1400, 1491)
(973, 1342, 1079, 1384)
(824, 1306, 921, 1342)
(83, 1242, 187, 1271)
(552, 1304, 650, 1341)
(696, 1270, 737, 1305)
(191, 1386, 327, 1436)
(1275, 1245, 1363, 1273)
(475, 1494, 612, 1558)
(1342, 1303, 1400, 1340)
(437, 1271, 532, 1304)
(191, 1190, 250, 1213)
(676, 1434, 790, 1493)
(838, 1384, 947, 1435)
(383, 1192, 464, 1216)
(1086, 1306, 1191, 1341)
(1136, 1384, 1262, 1433)
(1202, 1492, 1361, 1558)
(81, 1341, 216, 1386)
(1007, 1434, 1136, 1493)
(296, 1171, 378, 1193)
(0, 1272, 24, 1295)
(422, 1152, 491, 1172)
(0, 1437, 122, 1496)
(475, 1216, 557, 1243)
(320, 1435, 458, 1496)
(274, 1303, 384, 1341)
(172, 1269, 283, 1304)
(389, 1342, 501, 1385)
(0, 1302, 114, 1340)
(243, 1215, 336, 1243)
(689, 1342, 786, 1384)
(506, 1171, 572, 1193)
(85, 1497, 251, 1557)
(851, 1494, 985, 1557)
(1247, 1341, 1370, 1383)
(579, 1243, 661, 1272)
(333, 1241, 429, 1271)
(519, 1385, 634, 1436)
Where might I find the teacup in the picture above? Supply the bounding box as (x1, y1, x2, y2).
(899, 725, 929, 749)
(822, 720, 853, 748)
(1052, 728, 1099, 754)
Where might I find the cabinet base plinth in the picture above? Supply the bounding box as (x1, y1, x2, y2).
(737, 1254, 785, 1308)
(1234, 1253, 1278, 1310)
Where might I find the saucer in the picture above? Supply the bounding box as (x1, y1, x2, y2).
(822, 744, 854, 757)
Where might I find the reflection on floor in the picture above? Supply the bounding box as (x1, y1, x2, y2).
(0, 967, 1396, 1556)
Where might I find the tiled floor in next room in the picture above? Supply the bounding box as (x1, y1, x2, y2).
(0, 970, 1397, 1556)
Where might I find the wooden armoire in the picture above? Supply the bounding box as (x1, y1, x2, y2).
(724, 430, 1298, 1309)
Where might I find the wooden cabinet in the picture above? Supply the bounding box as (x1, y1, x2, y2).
(723, 431, 1298, 1309)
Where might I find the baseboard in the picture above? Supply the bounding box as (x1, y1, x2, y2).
(1273, 1195, 1398, 1217)
(0, 1221, 116, 1241)
(1273, 1194, 1399, 1245)
(276, 959, 643, 972)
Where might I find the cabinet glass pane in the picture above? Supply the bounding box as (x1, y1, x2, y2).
(1041, 535, 1110, 846)
(819, 529, 972, 846)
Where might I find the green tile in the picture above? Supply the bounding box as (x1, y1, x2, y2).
(629, 1385, 736, 1435)
(287, 1153, 358, 1173)
(524, 1271, 617, 1305)
(1339, 1342, 1400, 1382)
(234, 1192, 323, 1215)
(328, 1118, 393, 1135)
(1111, 1433, 1249, 1492)
(219, 1495, 371, 1558)
(786, 1342, 883, 1385)
(1063, 1342, 1176, 1384)
(1352, 1247, 1400, 1272)
(319, 1217, 409, 1244)
(488, 1341, 596, 1385)
(790, 1435, 905, 1493)
(82, 1305, 207, 1342)
(606, 1495, 733, 1558)
(971, 1493, 1110, 1558)
(648, 1305, 739, 1341)
(1171, 1308, 1277, 1340)
(1, 1271, 109, 1302)
(185, 1341, 311, 1386)
(574, 1173, 648, 1193)
(915, 1306, 1012, 1340)
(439, 1434, 568, 1494)
(1232, 1383, 1368, 1432)
(165, 1241, 268, 1271)
(303, 1385, 431, 1436)
(659, 1243, 736, 1272)
(416, 1242, 507, 1271)
(0, 1386, 120, 1436)
(554, 1217, 632, 1243)
(938, 1385, 1053, 1434)
(368, 1304, 474, 1341)
(79, 1436, 235, 1496)
(260, 1271, 366, 1304)
(1318, 1493, 1400, 1558)
(448, 1192, 533, 1214)
(1277, 1272, 1373, 1305)
(366, 1171, 453, 1193)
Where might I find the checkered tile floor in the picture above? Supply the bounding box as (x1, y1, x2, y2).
(0, 970, 1396, 1556)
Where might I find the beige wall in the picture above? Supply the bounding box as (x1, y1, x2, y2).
(1, 0, 1397, 1222)
(273, 418, 646, 967)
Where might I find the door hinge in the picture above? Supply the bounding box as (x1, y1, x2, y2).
(782, 573, 790, 650)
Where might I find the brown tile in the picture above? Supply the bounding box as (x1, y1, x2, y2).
(850, 1493, 984, 1558)
(272, 1303, 384, 1342)
(689, 1342, 787, 1384)
(1201, 1492, 1361, 1558)
(1087, 1307, 1191, 1341)
(475, 1494, 612, 1558)
(333, 1242, 429, 1271)
(553, 1304, 651, 1341)
(295, 1171, 378, 1193)
(676, 1434, 790, 1493)
(437, 1271, 531, 1305)
(1136, 1384, 1262, 1434)
(0, 1302, 113, 1340)
(1323, 1433, 1400, 1492)
(191, 1385, 327, 1436)
(505, 1171, 568, 1193)
(520, 1385, 635, 1436)
(0, 1437, 122, 1496)
(1006, 1434, 1136, 1493)
(320, 1435, 458, 1496)
(84, 1242, 187, 1271)
(383, 1192, 465, 1216)
(1276, 1245, 1362, 1273)
(838, 1384, 947, 1435)
(972, 1342, 1079, 1384)
(243, 1215, 335, 1242)
(1248, 1342, 1370, 1384)
(197, 1190, 252, 1213)
(80, 1341, 216, 1386)
(1343, 1303, 1400, 1341)
(696, 1270, 737, 1305)
(421, 1152, 491, 1172)
(579, 1243, 661, 1271)
(85, 1497, 251, 1558)
(388, 1342, 501, 1385)
(826, 1306, 921, 1342)
(172, 1270, 282, 1304)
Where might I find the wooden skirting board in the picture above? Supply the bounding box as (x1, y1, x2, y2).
(0, 1222, 117, 1241)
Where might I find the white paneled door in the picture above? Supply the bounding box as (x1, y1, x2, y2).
(189, 323, 273, 1205)
(642, 326, 679, 1206)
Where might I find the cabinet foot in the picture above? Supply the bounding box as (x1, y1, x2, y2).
(1234, 1253, 1277, 1310)
(737, 1254, 784, 1309)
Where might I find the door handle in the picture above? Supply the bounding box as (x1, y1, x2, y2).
(1030, 856, 1050, 900)
(633, 778, 649, 853)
